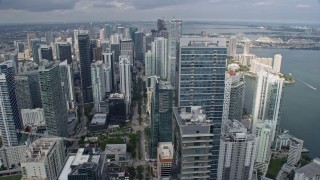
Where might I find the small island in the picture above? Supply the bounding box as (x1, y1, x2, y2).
(279, 73, 295, 84)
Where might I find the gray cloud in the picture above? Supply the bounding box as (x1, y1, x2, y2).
(0, 0, 79, 12)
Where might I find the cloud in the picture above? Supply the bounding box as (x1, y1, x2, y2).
(0, 0, 79, 12)
(295, 4, 311, 8)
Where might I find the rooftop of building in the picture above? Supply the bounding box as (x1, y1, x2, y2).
(222, 120, 255, 141)
(159, 81, 173, 90)
(157, 142, 173, 162)
(24, 138, 62, 163)
(295, 158, 320, 178)
(174, 106, 212, 126)
(90, 113, 107, 125)
(0, 60, 14, 68)
(105, 144, 127, 154)
(180, 37, 227, 47)
(58, 148, 101, 180)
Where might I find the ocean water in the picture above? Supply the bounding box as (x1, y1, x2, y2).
(244, 48, 320, 158)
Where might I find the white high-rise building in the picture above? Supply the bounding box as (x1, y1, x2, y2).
(21, 138, 65, 180)
(145, 50, 155, 79)
(273, 54, 282, 73)
(102, 52, 114, 93)
(228, 36, 237, 57)
(59, 60, 76, 110)
(252, 70, 284, 141)
(119, 56, 131, 116)
(100, 29, 105, 40)
(287, 137, 304, 166)
(243, 41, 250, 55)
(91, 61, 105, 112)
(0, 145, 27, 168)
(152, 37, 168, 79)
(168, 19, 182, 88)
(255, 120, 273, 174)
(218, 120, 257, 180)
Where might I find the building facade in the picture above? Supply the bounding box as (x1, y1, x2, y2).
(119, 56, 131, 116)
(218, 120, 256, 180)
(228, 73, 245, 121)
(177, 38, 227, 178)
(152, 37, 168, 79)
(150, 79, 173, 158)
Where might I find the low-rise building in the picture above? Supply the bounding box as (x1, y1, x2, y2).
(107, 93, 127, 126)
(105, 144, 128, 179)
(287, 137, 304, 166)
(21, 138, 65, 180)
(0, 145, 27, 168)
(294, 158, 320, 180)
(157, 142, 173, 179)
(21, 108, 45, 127)
(89, 113, 107, 132)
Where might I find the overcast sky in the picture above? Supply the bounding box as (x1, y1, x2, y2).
(0, 0, 319, 24)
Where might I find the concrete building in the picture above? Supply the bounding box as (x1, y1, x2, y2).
(38, 45, 53, 62)
(254, 120, 274, 174)
(89, 113, 107, 132)
(134, 31, 146, 61)
(105, 144, 128, 179)
(59, 60, 76, 110)
(150, 79, 173, 158)
(78, 31, 93, 103)
(250, 60, 273, 74)
(252, 70, 284, 141)
(102, 52, 114, 93)
(145, 50, 155, 79)
(21, 108, 45, 127)
(287, 137, 304, 166)
(168, 19, 182, 87)
(100, 28, 105, 40)
(273, 54, 282, 73)
(0, 61, 22, 147)
(91, 61, 105, 112)
(56, 42, 72, 64)
(15, 75, 33, 111)
(228, 36, 237, 57)
(152, 37, 168, 79)
(243, 41, 250, 55)
(177, 38, 227, 178)
(119, 56, 131, 116)
(0, 145, 27, 168)
(39, 65, 68, 137)
(171, 106, 213, 180)
(157, 142, 173, 179)
(107, 93, 127, 125)
(228, 73, 245, 121)
(21, 138, 65, 180)
(120, 39, 134, 64)
(294, 158, 320, 180)
(218, 120, 256, 180)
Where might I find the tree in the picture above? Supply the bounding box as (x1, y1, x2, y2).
(128, 166, 136, 180)
(137, 165, 144, 180)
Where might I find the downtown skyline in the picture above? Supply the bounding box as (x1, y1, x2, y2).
(0, 0, 320, 24)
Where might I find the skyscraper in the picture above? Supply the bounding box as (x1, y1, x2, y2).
(31, 38, 41, 64)
(134, 31, 146, 61)
(56, 42, 72, 64)
(120, 39, 134, 64)
(144, 50, 155, 79)
(287, 137, 304, 166)
(38, 45, 53, 62)
(273, 54, 282, 73)
(78, 31, 93, 103)
(243, 41, 250, 55)
(102, 52, 114, 93)
(15, 76, 33, 111)
(252, 70, 284, 141)
(168, 19, 182, 88)
(104, 24, 112, 39)
(20, 71, 42, 108)
(228, 36, 237, 57)
(91, 61, 105, 112)
(39, 65, 68, 137)
(171, 106, 212, 179)
(100, 29, 105, 40)
(218, 120, 257, 180)
(119, 56, 131, 116)
(157, 19, 166, 31)
(27, 32, 36, 51)
(228, 73, 245, 121)
(150, 78, 173, 158)
(0, 61, 23, 147)
(177, 38, 227, 178)
(59, 60, 76, 110)
(152, 37, 168, 79)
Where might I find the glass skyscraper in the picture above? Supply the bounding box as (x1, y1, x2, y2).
(177, 38, 227, 179)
